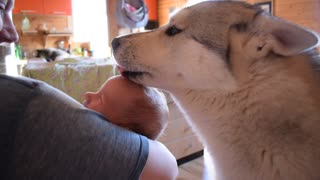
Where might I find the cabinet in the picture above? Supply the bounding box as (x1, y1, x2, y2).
(13, 0, 72, 15)
(43, 0, 72, 16)
(145, 0, 158, 21)
(13, 0, 44, 14)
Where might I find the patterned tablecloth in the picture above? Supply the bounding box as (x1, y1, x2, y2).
(22, 58, 117, 103)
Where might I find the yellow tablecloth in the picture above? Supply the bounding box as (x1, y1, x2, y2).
(22, 58, 117, 103)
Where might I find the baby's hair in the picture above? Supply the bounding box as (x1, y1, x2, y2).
(117, 88, 169, 140)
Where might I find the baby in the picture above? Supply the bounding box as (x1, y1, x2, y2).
(83, 75, 169, 140)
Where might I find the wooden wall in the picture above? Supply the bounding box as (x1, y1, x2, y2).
(106, 0, 319, 49)
(274, 0, 320, 34)
(158, 0, 188, 26)
(158, 0, 320, 35)
(247, 0, 320, 34)
(107, 0, 118, 46)
(145, 0, 158, 21)
(13, 14, 73, 57)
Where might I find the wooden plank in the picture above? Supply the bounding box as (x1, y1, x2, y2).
(158, 0, 188, 26)
(106, 0, 120, 46)
(164, 134, 203, 159)
(178, 157, 204, 180)
(248, 0, 320, 34)
(158, 117, 194, 143)
(158, 97, 203, 159)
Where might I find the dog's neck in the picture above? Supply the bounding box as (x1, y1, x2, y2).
(169, 54, 320, 179)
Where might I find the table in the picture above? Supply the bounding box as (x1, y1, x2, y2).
(22, 58, 117, 103)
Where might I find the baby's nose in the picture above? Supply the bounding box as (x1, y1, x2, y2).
(83, 99, 90, 107)
(83, 93, 92, 107)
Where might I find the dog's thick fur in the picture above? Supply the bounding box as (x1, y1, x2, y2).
(112, 1, 320, 179)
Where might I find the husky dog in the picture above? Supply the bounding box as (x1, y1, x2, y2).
(112, 1, 320, 179)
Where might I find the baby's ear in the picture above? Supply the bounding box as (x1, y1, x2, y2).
(251, 13, 319, 57)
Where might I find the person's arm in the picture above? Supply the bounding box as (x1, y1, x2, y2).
(0, 75, 152, 180)
(140, 140, 178, 180)
(0, 75, 177, 179)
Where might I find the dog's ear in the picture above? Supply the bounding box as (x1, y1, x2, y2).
(252, 14, 319, 57)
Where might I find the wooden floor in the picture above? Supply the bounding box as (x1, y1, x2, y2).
(177, 156, 204, 180)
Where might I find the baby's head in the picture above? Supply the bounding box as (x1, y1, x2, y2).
(84, 75, 169, 139)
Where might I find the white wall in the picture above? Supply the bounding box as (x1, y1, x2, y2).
(72, 0, 110, 57)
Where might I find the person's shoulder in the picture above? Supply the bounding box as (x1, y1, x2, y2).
(0, 74, 81, 109)
(0, 74, 45, 91)
(0, 74, 49, 102)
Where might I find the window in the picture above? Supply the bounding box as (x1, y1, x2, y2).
(72, 0, 110, 57)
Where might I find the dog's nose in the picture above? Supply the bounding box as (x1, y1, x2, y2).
(111, 38, 121, 51)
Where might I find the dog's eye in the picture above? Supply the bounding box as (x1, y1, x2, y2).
(165, 26, 182, 36)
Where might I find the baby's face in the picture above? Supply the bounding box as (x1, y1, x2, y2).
(84, 75, 169, 139)
(83, 75, 145, 121)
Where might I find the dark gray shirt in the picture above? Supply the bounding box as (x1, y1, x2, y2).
(0, 74, 148, 180)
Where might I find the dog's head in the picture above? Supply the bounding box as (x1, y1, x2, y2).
(112, 1, 319, 92)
